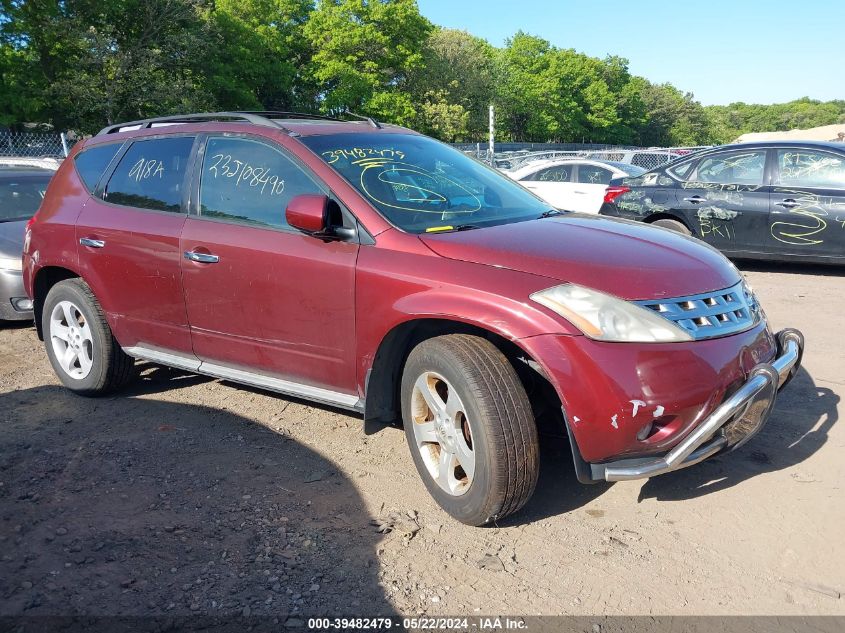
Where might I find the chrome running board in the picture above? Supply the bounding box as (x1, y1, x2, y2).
(124, 345, 363, 412)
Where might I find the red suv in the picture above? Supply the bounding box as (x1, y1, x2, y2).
(24, 112, 804, 525)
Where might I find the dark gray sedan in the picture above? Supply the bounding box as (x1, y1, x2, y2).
(1, 166, 55, 321)
(599, 141, 845, 264)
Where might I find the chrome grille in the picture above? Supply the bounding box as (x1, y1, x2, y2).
(636, 282, 761, 340)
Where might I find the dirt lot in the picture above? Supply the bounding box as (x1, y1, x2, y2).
(1, 262, 843, 620)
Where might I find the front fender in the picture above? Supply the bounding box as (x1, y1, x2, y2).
(355, 245, 582, 400)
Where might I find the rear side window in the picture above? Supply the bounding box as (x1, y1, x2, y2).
(775, 149, 845, 188)
(198, 136, 324, 229)
(576, 165, 612, 185)
(104, 137, 194, 212)
(74, 143, 122, 192)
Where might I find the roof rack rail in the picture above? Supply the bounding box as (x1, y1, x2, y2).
(96, 112, 301, 137)
(343, 109, 382, 129)
(237, 111, 343, 123)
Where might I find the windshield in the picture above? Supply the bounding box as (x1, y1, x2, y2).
(301, 133, 551, 233)
(0, 174, 52, 222)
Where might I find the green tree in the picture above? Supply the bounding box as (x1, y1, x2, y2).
(636, 81, 712, 146)
(408, 27, 495, 139)
(205, 0, 313, 112)
(303, 0, 431, 124)
(1, 0, 214, 133)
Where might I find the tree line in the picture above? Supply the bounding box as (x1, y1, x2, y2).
(2, 0, 844, 145)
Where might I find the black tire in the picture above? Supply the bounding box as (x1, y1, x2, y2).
(400, 334, 539, 526)
(42, 278, 135, 395)
(651, 218, 691, 235)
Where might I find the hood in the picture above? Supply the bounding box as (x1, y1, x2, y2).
(419, 214, 741, 301)
(0, 219, 26, 258)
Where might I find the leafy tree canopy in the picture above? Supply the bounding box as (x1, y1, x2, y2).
(2, 0, 841, 143)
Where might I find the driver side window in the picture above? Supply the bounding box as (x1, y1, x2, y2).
(199, 137, 324, 229)
(525, 165, 572, 182)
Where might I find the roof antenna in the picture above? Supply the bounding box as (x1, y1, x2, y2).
(344, 108, 381, 129)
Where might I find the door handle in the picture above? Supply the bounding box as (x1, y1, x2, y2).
(184, 251, 220, 264)
(80, 238, 105, 248)
(683, 196, 706, 204)
(776, 199, 800, 209)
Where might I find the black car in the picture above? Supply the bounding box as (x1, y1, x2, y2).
(599, 141, 845, 264)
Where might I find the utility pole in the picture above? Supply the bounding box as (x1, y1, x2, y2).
(488, 105, 495, 165)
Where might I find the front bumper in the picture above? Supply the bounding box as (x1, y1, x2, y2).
(588, 328, 803, 482)
(0, 268, 34, 321)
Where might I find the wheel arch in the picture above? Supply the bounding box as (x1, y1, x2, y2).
(32, 265, 82, 340)
(643, 212, 695, 235)
(363, 317, 563, 433)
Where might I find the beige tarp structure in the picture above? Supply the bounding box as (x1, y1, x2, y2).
(734, 123, 845, 143)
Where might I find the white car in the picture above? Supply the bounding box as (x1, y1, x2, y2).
(507, 159, 646, 214)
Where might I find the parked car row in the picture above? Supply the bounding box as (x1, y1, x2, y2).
(21, 111, 803, 525)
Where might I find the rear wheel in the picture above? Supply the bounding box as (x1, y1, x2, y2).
(400, 334, 539, 526)
(651, 218, 691, 235)
(42, 279, 135, 395)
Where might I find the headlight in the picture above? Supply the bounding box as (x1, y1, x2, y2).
(530, 283, 693, 343)
(0, 256, 23, 271)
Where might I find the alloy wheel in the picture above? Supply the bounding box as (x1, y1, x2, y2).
(410, 371, 475, 496)
(49, 300, 94, 380)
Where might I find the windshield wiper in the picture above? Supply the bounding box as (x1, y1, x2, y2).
(539, 209, 565, 218)
(452, 223, 481, 231)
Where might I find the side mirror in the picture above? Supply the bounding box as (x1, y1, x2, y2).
(286, 194, 329, 234)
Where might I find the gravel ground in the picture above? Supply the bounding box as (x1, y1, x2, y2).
(1, 261, 843, 621)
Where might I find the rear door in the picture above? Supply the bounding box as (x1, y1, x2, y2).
(75, 135, 196, 354)
(180, 134, 360, 396)
(518, 164, 577, 210)
(674, 148, 770, 254)
(768, 147, 845, 260)
(572, 163, 615, 214)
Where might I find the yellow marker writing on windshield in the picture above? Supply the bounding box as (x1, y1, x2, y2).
(425, 225, 454, 233)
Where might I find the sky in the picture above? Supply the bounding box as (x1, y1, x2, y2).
(416, 0, 845, 106)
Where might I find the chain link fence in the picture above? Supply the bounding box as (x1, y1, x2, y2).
(454, 142, 710, 172)
(0, 131, 76, 159)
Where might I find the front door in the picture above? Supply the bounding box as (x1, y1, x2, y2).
(675, 148, 770, 255)
(75, 135, 196, 354)
(768, 147, 845, 260)
(180, 134, 360, 395)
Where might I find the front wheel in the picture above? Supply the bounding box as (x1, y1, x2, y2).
(42, 278, 135, 395)
(400, 334, 539, 526)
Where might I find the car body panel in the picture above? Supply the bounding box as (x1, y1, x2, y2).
(519, 321, 777, 462)
(76, 201, 192, 353)
(419, 214, 741, 300)
(22, 156, 86, 307)
(180, 215, 360, 394)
